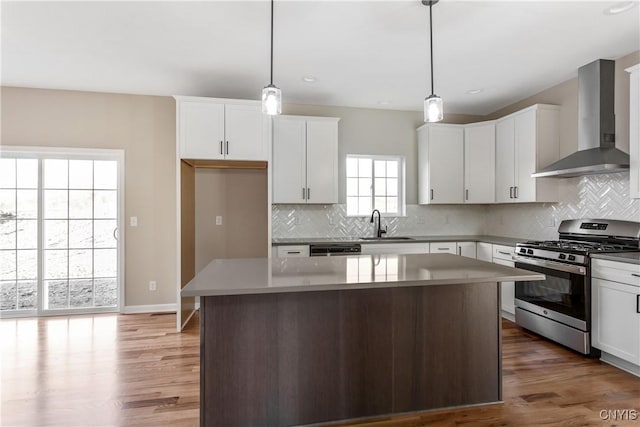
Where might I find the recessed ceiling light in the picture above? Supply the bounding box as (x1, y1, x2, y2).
(604, 1, 636, 15)
(466, 89, 483, 95)
(302, 76, 317, 83)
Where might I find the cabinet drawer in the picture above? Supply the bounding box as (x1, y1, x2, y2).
(429, 242, 457, 254)
(591, 259, 640, 287)
(276, 245, 310, 258)
(493, 245, 514, 261)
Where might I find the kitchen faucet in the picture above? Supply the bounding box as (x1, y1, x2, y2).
(370, 209, 387, 238)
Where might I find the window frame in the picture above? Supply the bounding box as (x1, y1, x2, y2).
(345, 154, 406, 218)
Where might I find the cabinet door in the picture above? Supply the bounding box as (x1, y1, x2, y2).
(429, 242, 457, 254)
(514, 109, 537, 202)
(477, 242, 493, 262)
(464, 123, 495, 203)
(179, 101, 225, 159)
(306, 120, 338, 204)
(428, 126, 464, 204)
(224, 104, 266, 161)
(493, 258, 515, 315)
(456, 242, 477, 258)
(272, 117, 307, 204)
(592, 278, 640, 364)
(495, 117, 515, 203)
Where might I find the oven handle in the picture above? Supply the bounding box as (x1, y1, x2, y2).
(513, 254, 587, 276)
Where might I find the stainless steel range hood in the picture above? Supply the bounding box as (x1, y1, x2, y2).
(532, 59, 630, 178)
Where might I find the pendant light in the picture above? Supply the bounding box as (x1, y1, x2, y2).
(423, 0, 443, 123)
(262, 0, 282, 115)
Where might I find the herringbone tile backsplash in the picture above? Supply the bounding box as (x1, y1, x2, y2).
(272, 173, 640, 240)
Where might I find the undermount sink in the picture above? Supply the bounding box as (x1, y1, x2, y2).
(359, 236, 415, 241)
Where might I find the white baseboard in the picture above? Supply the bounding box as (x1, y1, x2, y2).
(501, 310, 515, 322)
(600, 352, 640, 377)
(122, 303, 177, 314)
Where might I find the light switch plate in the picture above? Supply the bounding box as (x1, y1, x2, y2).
(130, 216, 138, 227)
(216, 216, 222, 225)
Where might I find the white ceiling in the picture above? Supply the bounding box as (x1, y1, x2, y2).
(2, 1, 639, 115)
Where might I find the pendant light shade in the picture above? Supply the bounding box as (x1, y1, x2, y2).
(262, 0, 281, 115)
(424, 94, 443, 123)
(262, 84, 282, 115)
(423, 0, 443, 123)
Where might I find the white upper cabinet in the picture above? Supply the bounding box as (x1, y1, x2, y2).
(627, 64, 640, 199)
(272, 115, 339, 204)
(464, 121, 496, 203)
(176, 96, 267, 161)
(418, 124, 464, 204)
(495, 104, 560, 203)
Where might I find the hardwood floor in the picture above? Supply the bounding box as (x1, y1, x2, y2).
(2, 314, 638, 426)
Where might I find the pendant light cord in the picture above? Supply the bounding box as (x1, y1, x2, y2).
(270, 0, 274, 86)
(429, 2, 434, 95)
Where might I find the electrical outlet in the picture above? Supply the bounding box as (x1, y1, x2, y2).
(294, 216, 301, 225)
(417, 216, 425, 224)
(215, 216, 223, 225)
(149, 281, 157, 291)
(130, 216, 138, 227)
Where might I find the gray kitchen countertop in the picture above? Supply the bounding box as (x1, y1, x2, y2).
(591, 252, 640, 265)
(181, 253, 544, 297)
(272, 235, 524, 247)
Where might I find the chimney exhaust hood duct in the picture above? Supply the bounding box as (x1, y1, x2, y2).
(532, 59, 629, 178)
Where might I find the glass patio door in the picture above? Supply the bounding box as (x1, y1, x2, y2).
(0, 149, 123, 317)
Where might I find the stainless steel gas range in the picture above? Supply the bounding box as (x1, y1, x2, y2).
(513, 219, 640, 355)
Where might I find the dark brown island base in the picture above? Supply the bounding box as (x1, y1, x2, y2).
(181, 253, 544, 427)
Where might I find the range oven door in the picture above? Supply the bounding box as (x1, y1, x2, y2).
(513, 256, 588, 331)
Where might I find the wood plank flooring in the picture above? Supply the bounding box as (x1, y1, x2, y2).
(1, 314, 638, 426)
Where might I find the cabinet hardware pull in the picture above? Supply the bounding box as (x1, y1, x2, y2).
(465, 189, 469, 201)
(514, 186, 519, 199)
(288, 251, 301, 254)
(302, 188, 306, 200)
(637, 295, 640, 314)
(307, 188, 310, 200)
(509, 187, 513, 199)
(498, 251, 511, 255)
(225, 141, 229, 155)
(220, 141, 223, 155)
(431, 189, 434, 201)
(437, 248, 448, 251)
(458, 247, 462, 255)
(631, 273, 640, 278)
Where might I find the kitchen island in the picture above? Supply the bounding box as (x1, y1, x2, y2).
(182, 253, 543, 427)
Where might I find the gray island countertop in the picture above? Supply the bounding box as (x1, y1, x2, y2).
(181, 253, 544, 297)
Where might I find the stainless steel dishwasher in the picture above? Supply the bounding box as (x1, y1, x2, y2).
(309, 243, 362, 256)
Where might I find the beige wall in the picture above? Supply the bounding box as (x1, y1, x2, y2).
(1, 86, 177, 307)
(194, 168, 268, 272)
(486, 51, 640, 157)
(283, 103, 480, 204)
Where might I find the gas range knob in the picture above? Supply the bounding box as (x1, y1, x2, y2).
(527, 249, 534, 255)
(558, 254, 566, 260)
(520, 248, 526, 254)
(568, 255, 576, 261)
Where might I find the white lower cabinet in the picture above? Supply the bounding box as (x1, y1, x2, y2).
(456, 242, 477, 258)
(276, 245, 310, 258)
(429, 242, 457, 254)
(476, 242, 493, 262)
(591, 259, 640, 375)
(360, 243, 429, 255)
(492, 244, 515, 317)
